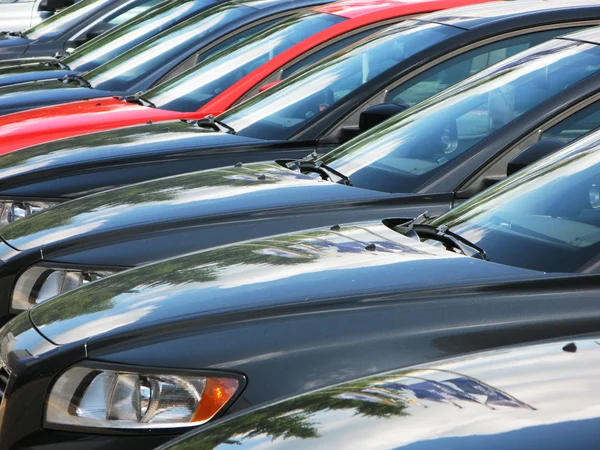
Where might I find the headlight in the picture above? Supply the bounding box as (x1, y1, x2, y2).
(11, 265, 120, 313)
(0, 200, 59, 228)
(46, 365, 243, 429)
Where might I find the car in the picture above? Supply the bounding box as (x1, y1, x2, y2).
(3, 123, 600, 447)
(159, 335, 600, 450)
(0, 0, 226, 87)
(0, 0, 164, 60)
(0, 0, 74, 32)
(0, 0, 496, 151)
(0, 0, 340, 116)
(0, 0, 591, 173)
(0, 24, 598, 321)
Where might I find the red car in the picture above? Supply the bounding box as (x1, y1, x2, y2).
(0, 0, 492, 154)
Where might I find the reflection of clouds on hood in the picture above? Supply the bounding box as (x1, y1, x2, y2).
(22, 216, 116, 249)
(50, 306, 155, 345)
(227, 339, 600, 450)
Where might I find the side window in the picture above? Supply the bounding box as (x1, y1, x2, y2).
(387, 27, 584, 107)
(160, 18, 279, 84)
(541, 101, 600, 144)
(282, 25, 388, 78)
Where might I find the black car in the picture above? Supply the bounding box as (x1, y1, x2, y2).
(0, 0, 332, 115)
(0, 0, 163, 60)
(1, 26, 600, 320)
(0, 0, 596, 199)
(160, 335, 600, 450)
(0, 0, 225, 87)
(2, 126, 600, 448)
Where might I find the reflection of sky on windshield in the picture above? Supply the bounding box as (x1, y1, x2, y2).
(87, 10, 236, 87)
(150, 33, 290, 108)
(26, 0, 113, 40)
(326, 39, 595, 178)
(68, 2, 197, 69)
(223, 21, 453, 133)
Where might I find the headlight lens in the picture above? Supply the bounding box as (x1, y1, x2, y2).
(11, 265, 119, 313)
(46, 366, 242, 429)
(0, 200, 59, 228)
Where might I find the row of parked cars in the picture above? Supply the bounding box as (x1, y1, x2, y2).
(0, 0, 599, 448)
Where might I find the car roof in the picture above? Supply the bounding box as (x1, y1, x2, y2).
(313, 0, 485, 19)
(421, 0, 600, 30)
(561, 26, 600, 45)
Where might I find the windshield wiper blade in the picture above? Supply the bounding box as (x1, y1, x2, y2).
(61, 73, 91, 88)
(44, 59, 71, 71)
(400, 220, 488, 260)
(6, 31, 25, 38)
(285, 152, 352, 186)
(192, 115, 236, 135)
(122, 91, 156, 108)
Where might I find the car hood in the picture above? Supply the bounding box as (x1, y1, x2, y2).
(29, 221, 537, 346)
(0, 79, 118, 115)
(0, 64, 75, 87)
(0, 161, 385, 251)
(0, 98, 204, 154)
(162, 337, 600, 450)
(0, 120, 265, 186)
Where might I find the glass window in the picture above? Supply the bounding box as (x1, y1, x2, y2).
(318, 39, 600, 195)
(25, 0, 113, 40)
(147, 11, 346, 112)
(106, 0, 163, 26)
(388, 27, 584, 107)
(65, 0, 216, 73)
(425, 130, 600, 273)
(86, 2, 250, 91)
(542, 101, 600, 143)
(220, 20, 464, 140)
(281, 25, 388, 78)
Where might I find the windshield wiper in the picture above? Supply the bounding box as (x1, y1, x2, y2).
(123, 91, 156, 108)
(44, 59, 71, 71)
(399, 214, 488, 260)
(6, 31, 26, 38)
(284, 152, 352, 186)
(191, 115, 236, 135)
(61, 73, 91, 88)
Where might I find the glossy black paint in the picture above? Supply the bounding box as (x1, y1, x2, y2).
(0, 0, 145, 60)
(3, 222, 600, 448)
(161, 336, 600, 450)
(0, 0, 329, 116)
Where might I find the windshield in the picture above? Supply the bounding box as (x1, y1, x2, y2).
(25, 0, 112, 40)
(86, 2, 250, 91)
(146, 11, 346, 112)
(65, 0, 215, 72)
(219, 20, 464, 140)
(426, 130, 600, 273)
(318, 39, 600, 194)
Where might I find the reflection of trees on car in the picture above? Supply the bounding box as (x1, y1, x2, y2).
(170, 373, 412, 450)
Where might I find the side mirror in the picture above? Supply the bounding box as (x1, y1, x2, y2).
(359, 103, 408, 131)
(507, 139, 565, 176)
(39, 0, 74, 12)
(259, 80, 281, 93)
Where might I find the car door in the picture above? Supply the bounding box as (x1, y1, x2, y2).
(313, 24, 594, 153)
